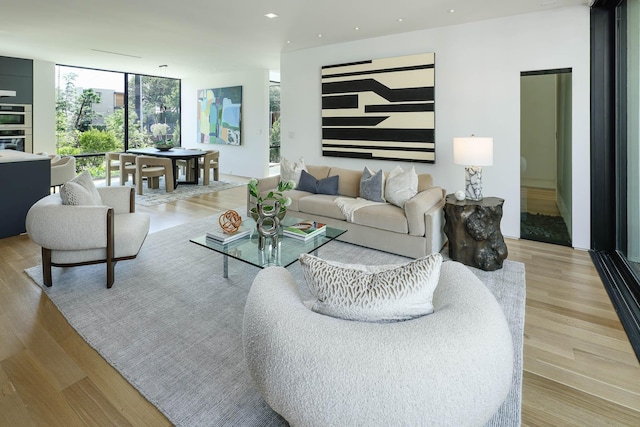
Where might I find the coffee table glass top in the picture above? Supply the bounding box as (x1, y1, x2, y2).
(190, 216, 347, 271)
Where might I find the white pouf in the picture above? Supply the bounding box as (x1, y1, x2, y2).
(242, 261, 513, 427)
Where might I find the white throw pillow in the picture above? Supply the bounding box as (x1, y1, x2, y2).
(60, 170, 102, 206)
(300, 253, 442, 322)
(385, 166, 418, 208)
(280, 157, 307, 186)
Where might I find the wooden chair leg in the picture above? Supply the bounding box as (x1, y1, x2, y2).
(203, 166, 210, 186)
(106, 209, 115, 288)
(214, 167, 219, 181)
(42, 247, 53, 287)
(106, 259, 115, 289)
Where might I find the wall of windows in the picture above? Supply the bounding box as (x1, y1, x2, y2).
(55, 65, 180, 177)
(590, 0, 640, 360)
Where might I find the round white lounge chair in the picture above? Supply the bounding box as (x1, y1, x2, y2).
(243, 261, 513, 427)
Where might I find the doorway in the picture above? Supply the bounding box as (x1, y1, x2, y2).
(520, 69, 572, 246)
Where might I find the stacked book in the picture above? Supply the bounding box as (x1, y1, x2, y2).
(206, 225, 251, 244)
(283, 221, 327, 241)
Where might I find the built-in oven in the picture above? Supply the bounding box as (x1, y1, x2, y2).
(0, 104, 32, 126)
(0, 127, 31, 152)
(0, 104, 32, 152)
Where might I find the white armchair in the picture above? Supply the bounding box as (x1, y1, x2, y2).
(50, 156, 76, 190)
(25, 186, 150, 288)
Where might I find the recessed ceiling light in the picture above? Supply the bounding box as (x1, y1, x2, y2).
(318, 34, 323, 38)
(354, 26, 360, 30)
(286, 40, 291, 44)
(449, 9, 455, 13)
(397, 18, 403, 22)
(264, 12, 279, 19)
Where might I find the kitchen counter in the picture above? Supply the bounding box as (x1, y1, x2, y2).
(0, 150, 50, 238)
(0, 150, 46, 163)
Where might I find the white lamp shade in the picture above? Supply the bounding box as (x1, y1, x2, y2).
(453, 137, 493, 166)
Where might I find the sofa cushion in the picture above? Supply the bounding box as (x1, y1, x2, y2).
(297, 170, 339, 195)
(298, 194, 344, 220)
(299, 253, 443, 322)
(60, 171, 102, 206)
(306, 165, 330, 180)
(276, 189, 313, 212)
(359, 167, 386, 203)
(280, 157, 307, 186)
(385, 166, 418, 208)
(353, 203, 409, 234)
(329, 167, 362, 198)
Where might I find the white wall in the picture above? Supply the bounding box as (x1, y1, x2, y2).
(280, 6, 590, 249)
(32, 59, 56, 154)
(181, 69, 271, 178)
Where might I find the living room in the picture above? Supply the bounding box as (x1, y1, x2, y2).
(1, 1, 640, 426)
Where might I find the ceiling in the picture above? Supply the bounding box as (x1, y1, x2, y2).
(1, 0, 588, 80)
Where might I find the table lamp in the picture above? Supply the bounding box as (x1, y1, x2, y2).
(453, 135, 493, 201)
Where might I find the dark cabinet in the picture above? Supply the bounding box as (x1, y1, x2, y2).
(0, 151, 49, 238)
(0, 56, 33, 104)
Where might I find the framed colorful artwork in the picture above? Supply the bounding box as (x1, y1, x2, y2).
(197, 86, 242, 145)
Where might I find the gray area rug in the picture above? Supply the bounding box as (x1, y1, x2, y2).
(25, 215, 525, 427)
(97, 177, 245, 206)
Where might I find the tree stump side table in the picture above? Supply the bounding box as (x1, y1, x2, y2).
(443, 195, 508, 271)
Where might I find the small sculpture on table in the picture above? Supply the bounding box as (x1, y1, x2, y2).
(219, 209, 242, 234)
(256, 201, 280, 251)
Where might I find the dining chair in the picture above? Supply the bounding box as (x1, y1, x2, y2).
(105, 152, 121, 186)
(176, 148, 202, 182)
(135, 155, 175, 195)
(119, 153, 138, 185)
(199, 150, 220, 185)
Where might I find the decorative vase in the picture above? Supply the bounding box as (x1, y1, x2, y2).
(256, 201, 281, 251)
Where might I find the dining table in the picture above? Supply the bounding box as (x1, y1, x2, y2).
(126, 147, 207, 188)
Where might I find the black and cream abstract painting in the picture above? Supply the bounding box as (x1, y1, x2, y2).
(321, 52, 435, 163)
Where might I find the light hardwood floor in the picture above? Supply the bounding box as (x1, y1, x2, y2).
(521, 186, 561, 216)
(1, 178, 639, 426)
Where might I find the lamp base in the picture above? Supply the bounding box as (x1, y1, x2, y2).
(464, 166, 483, 201)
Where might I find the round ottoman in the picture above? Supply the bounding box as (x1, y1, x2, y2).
(242, 261, 513, 427)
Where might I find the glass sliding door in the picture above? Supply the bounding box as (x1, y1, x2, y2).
(626, 0, 640, 278)
(590, 0, 640, 360)
(55, 66, 125, 176)
(127, 74, 181, 148)
(55, 65, 181, 177)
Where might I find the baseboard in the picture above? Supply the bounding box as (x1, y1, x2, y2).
(590, 250, 640, 362)
(520, 178, 555, 189)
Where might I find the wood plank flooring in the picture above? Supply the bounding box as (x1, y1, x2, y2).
(521, 186, 561, 216)
(1, 176, 639, 426)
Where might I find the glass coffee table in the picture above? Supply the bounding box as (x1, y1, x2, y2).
(190, 216, 346, 278)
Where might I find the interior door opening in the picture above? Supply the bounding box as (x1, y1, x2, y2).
(520, 69, 572, 246)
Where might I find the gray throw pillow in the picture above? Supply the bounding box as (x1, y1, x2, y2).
(300, 253, 443, 323)
(297, 169, 339, 195)
(60, 170, 102, 206)
(359, 166, 386, 203)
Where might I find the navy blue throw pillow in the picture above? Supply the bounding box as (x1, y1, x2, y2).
(297, 170, 339, 195)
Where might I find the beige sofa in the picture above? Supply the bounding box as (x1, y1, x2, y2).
(247, 165, 446, 258)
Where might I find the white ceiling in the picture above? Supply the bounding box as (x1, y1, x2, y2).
(1, 0, 588, 79)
